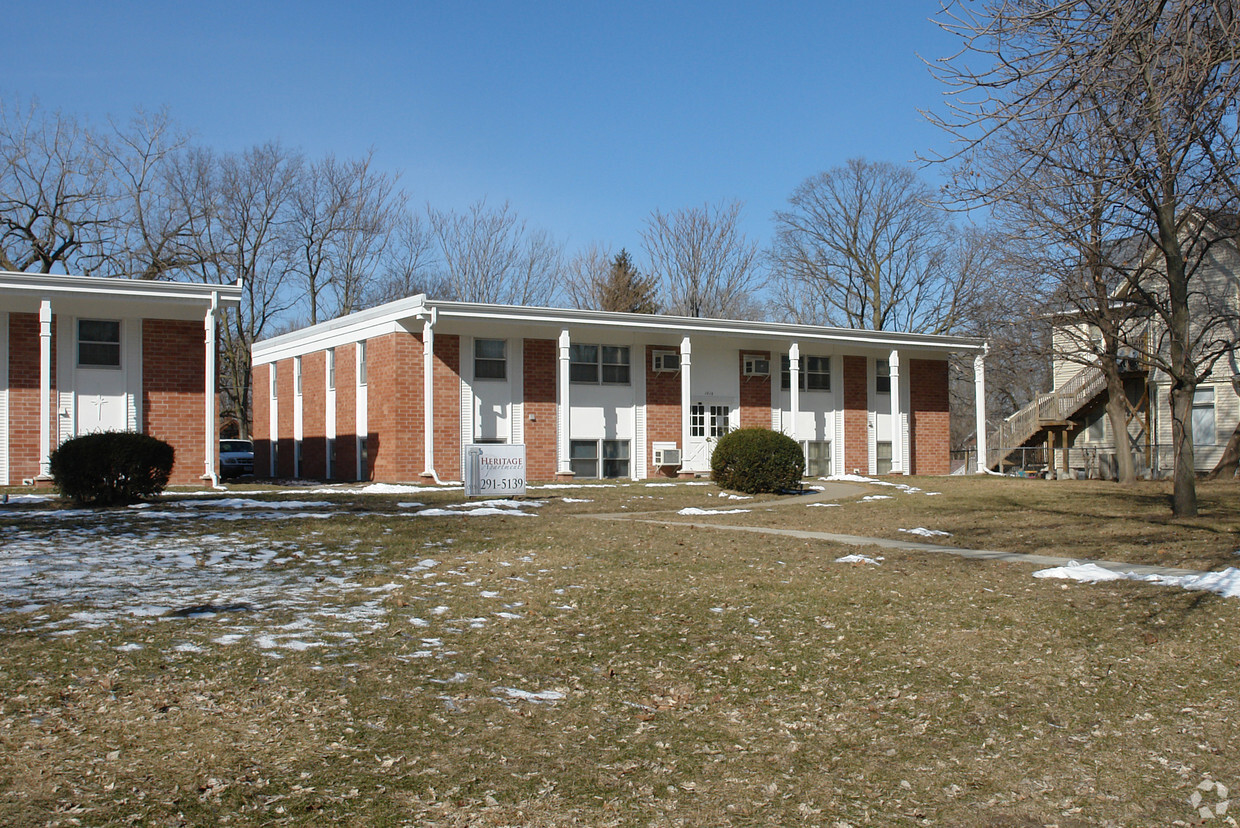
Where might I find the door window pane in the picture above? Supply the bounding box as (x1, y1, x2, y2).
(805, 441, 831, 476)
(474, 339, 507, 380)
(78, 319, 121, 367)
(569, 344, 599, 383)
(602, 440, 630, 478)
(876, 441, 893, 474)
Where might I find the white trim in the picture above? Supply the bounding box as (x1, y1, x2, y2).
(38, 299, 52, 479)
(889, 349, 903, 474)
(0, 312, 8, 485)
(557, 329, 571, 475)
(252, 294, 986, 364)
(510, 338, 524, 445)
(679, 336, 693, 471)
(204, 296, 218, 484)
(974, 351, 988, 473)
(422, 317, 435, 478)
(0, 271, 243, 307)
(788, 342, 800, 443)
(634, 356, 647, 479)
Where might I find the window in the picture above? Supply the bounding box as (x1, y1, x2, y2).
(327, 348, 336, 390)
(570, 440, 597, 478)
(77, 319, 121, 367)
(270, 363, 278, 399)
(1086, 410, 1105, 443)
(294, 356, 302, 396)
(358, 341, 368, 386)
(876, 359, 891, 394)
(570, 344, 630, 384)
(570, 439, 630, 479)
(876, 441, 893, 474)
(690, 403, 730, 439)
(805, 441, 831, 477)
(781, 355, 830, 390)
(474, 338, 506, 380)
(1192, 386, 1216, 447)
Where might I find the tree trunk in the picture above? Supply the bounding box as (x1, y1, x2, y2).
(1103, 367, 1136, 485)
(1169, 382, 1198, 517)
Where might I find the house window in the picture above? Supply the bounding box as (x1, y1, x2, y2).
(570, 344, 630, 384)
(781, 355, 830, 390)
(570, 440, 597, 478)
(77, 319, 121, 368)
(270, 363, 278, 399)
(294, 356, 302, 396)
(1086, 410, 1105, 443)
(327, 348, 336, 390)
(876, 441, 893, 474)
(708, 405, 731, 438)
(358, 341, 368, 386)
(570, 439, 630, 479)
(876, 359, 891, 394)
(1192, 386, 1216, 447)
(805, 441, 831, 477)
(474, 338, 506, 380)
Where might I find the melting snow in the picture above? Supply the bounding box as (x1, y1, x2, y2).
(899, 527, 952, 538)
(677, 507, 751, 515)
(495, 687, 564, 703)
(836, 554, 884, 565)
(1034, 561, 1240, 599)
(859, 495, 894, 502)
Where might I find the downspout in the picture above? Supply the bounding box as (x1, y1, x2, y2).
(420, 306, 456, 485)
(204, 291, 220, 487)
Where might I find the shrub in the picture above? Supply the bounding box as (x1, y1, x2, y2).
(49, 431, 175, 506)
(710, 428, 805, 494)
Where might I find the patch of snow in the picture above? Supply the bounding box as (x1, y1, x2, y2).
(859, 495, 894, 502)
(807, 503, 840, 508)
(1034, 562, 1129, 583)
(899, 527, 952, 538)
(495, 611, 523, 619)
(562, 497, 593, 503)
(1035, 561, 1240, 599)
(835, 554, 883, 565)
(480, 591, 500, 598)
(397, 502, 425, 509)
(415, 507, 535, 517)
(1, 494, 56, 504)
(677, 507, 751, 515)
(496, 687, 564, 703)
(359, 483, 460, 494)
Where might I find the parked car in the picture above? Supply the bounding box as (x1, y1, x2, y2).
(219, 439, 254, 479)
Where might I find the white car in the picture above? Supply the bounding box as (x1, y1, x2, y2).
(219, 439, 254, 479)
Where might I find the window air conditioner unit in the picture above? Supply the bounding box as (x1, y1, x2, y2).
(653, 447, 682, 467)
(743, 356, 770, 377)
(652, 350, 680, 373)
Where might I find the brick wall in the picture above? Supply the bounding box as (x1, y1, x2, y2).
(739, 350, 771, 428)
(6, 313, 55, 482)
(431, 334, 461, 481)
(275, 358, 295, 478)
(300, 350, 327, 479)
(909, 358, 950, 475)
(843, 355, 869, 473)
(253, 363, 271, 477)
(524, 339, 557, 480)
(142, 319, 207, 486)
(368, 331, 423, 482)
(646, 346, 681, 478)
(335, 343, 357, 480)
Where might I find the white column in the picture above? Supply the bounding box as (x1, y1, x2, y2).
(889, 349, 903, 474)
(37, 299, 52, 480)
(422, 314, 436, 476)
(203, 293, 219, 484)
(679, 335, 692, 469)
(557, 329, 572, 475)
(975, 349, 988, 473)
(788, 342, 800, 443)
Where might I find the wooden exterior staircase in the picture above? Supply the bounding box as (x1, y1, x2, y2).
(986, 366, 1109, 470)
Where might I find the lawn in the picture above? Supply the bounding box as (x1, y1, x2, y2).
(1, 476, 1237, 826)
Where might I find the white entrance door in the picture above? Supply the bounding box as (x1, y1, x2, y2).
(76, 368, 128, 435)
(685, 400, 733, 470)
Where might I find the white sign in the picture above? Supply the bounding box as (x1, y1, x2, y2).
(464, 444, 527, 497)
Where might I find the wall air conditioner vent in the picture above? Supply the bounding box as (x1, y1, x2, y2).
(743, 356, 771, 377)
(653, 447, 682, 467)
(652, 350, 680, 373)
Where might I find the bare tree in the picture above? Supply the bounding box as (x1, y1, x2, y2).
(642, 200, 760, 319)
(290, 152, 401, 323)
(770, 160, 971, 334)
(929, 0, 1240, 516)
(565, 246, 660, 313)
(428, 199, 561, 306)
(364, 207, 440, 306)
(180, 143, 302, 437)
(0, 100, 114, 274)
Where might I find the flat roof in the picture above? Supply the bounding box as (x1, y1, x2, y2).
(0, 271, 243, 307)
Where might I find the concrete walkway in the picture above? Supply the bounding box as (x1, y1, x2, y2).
(581, 482, 1212, 579)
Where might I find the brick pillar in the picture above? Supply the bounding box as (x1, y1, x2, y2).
(335, 343, 357, 481)
(909, 358, 950, 474)
(7, 313, 56, 483)
(368, 331, 425, 482)
(843, 355, 868, 474)
(142, 319, 208, 486)
(738, 350, 772, 428)
(276, 358, 295, 478)
(253, 363, 271, 478)
(432, 334, 461, 481)
(300, 350, 327, 479)
(522, 339, 557, 480)
(646, 345, 681, 478)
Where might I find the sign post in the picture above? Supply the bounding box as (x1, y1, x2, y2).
(464, 444, 527, 498)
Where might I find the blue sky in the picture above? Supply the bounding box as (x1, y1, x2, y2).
(7, 1, 960, 257)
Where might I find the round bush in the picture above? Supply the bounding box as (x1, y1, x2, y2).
(710, 428, 805, 494)
(49, 431, 175, 506)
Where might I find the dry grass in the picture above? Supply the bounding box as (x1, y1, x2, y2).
(1, 477, 1238, 826)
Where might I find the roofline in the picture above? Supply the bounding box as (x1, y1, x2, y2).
(253, 295, 986, 362)
(0, 271, 243, 307)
